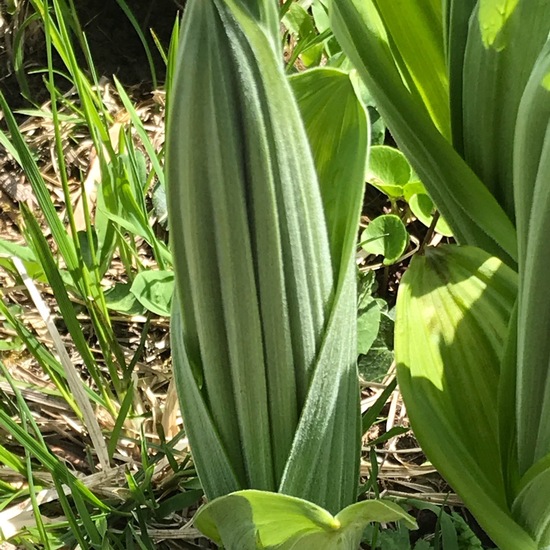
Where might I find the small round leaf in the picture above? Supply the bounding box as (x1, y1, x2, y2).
(408, 193, 453, 237)
(367, 146, 413, 198)
(361, 214, 408, 265)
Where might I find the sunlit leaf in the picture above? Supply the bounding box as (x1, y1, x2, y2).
(195, 490, 416, 550)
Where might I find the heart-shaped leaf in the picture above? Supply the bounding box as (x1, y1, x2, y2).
(408, 193, 453, 237)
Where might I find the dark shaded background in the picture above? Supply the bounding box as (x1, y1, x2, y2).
(0, 0, 182, 106)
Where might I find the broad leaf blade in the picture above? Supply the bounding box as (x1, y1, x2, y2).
(462, 0, 550, 220)
(195, 490, 415, 550)
(395, 245, 534, 550)
(329, 0, 517, 265)
(372, 0, 450, 138)
(169, 0, 373, 507)
(514, 41, 550, 475)
(289, 67, 369, 281)
(279, 262, 359, 513)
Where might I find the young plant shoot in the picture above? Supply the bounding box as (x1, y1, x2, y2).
(166, 0, 414, 547)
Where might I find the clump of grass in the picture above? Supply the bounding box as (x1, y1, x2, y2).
(0, 1, 213, 547)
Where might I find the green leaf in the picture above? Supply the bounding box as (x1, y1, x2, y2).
(395, 245, 535, 550)
(357, 297, 381, 355)
(402, 181, 426, 201)
(0, 239, 44, 281)
(0, 94, 80, 279)
(301, 43, 325, 68)
(408, 193, 453, 237)
(366, 146, 453, 236)
(156, 489, 204, 519)
(171, 306, 242, 497)
(443, 0, 477, 155)
(512, 456, 550, 546)
(478, 0, 520, 49)
(195, 490, 416, 550)
(104, 283, 146, 315)
(290, 67, 369, 281)
(371, 0, 450, 138)
(277, 262, 360, 512)
(311, 0, 342, 60)
(358, 310, 394, 382)
(514, 42, 550, 478)
(100, 154, 171, 267)
(330, 0, 518, 265)
(462, 1, 550, 220)
(130, 270, 174, 317)
(363, 522, 410, 550)
(283, 3, 316, 39)
(168, 0, 343, 505)
(350, 79, 386, 145)
(0, 238, 37, 263)
(367, 145, 412, 198)
(360, 215, 408, 265)
(152, 181, 168, 226)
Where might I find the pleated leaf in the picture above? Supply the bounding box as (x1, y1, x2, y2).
(371, 0, 450, 138)
(168, 0, 331, 495)
(329, 0, 517, 265)
(395, 245, 535, 550)
(462, 0, 550, 220)
(443, 0, 477, 153)
(279, 261, 359, 512)
(289, 67, 369, 280)
(167, 0, 366, 515)
(278, 66, 369, 511)
(513, 41, 550, 475)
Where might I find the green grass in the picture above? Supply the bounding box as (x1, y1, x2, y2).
(0, 1, 202, 547)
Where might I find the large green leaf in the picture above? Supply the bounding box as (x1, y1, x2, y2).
(513, 42, 550, 476)
(289, 67, 368, 281)
(462, 0, 550, 220)
(283, 66, 369, 511)
(168, 0, 365, 514)
(395, 245, 535, 550)
(195, 490, 416, 550)
(371, 0, 450, 138)
(329, 0, 517, 265)
(169, 0, 302, 494)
